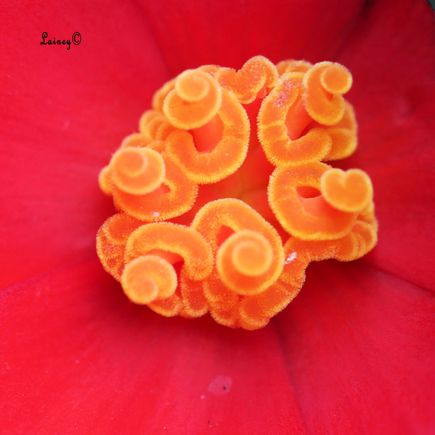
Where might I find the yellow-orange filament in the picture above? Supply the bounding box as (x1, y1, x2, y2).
(97, 55, 378, 330)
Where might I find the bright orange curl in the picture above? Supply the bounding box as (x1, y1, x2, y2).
(97, 56, 378, 330)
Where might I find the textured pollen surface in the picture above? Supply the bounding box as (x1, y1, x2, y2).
(97, 56, 378, 330)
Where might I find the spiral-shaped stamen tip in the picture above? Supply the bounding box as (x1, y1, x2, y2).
(257, 73, 331, 166)
(163, 69, 222, 129)
(320, 168, 373, 213)
(321, 63, 352, 95)
(165, 89, 249, 184)
(303, 62, 351, 126)
(215, 229, 279, 296)
(121, 255, 178, 304)
(221, 230, 273, 278)
(113, 148, 146, 177)
(175, 70, 210, 102)
(110, 147, 165, 195)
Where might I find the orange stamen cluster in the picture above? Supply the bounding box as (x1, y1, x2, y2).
(97, 56, 378, 330)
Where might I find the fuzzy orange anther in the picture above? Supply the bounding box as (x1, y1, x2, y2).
(121, 255, 178, 304)
(216, 56, 278, 104)
(303, 61, 352, 126)
(109, 147, 166, 195)
(258, 72, 332, 166)
(269, 162, 357, 240)
(216, 229, 275, 295)
(320, 168, 373, 213)
(96, 213, 143, 280)
(112, 156, 198, 221)
(163, 70, 222, 129)
(193, 199, 284, 295)
(121, 223, 213, 317)
(280, 214, 378, 290)
(125, 222, 213, 281)
(165, 89, 250, 183)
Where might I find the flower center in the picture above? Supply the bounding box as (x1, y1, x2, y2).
(97, 56, 378, 330)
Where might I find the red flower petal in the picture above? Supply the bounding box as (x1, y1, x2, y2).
(0, 259, 306, 433)
(140, 0, 366, 72)
(276, 261, 435, 434)
(0, 1, 168, 287)
(1, 0, 434, 432)
(334, 0, 435, 289)
(1, 260, 433, 432)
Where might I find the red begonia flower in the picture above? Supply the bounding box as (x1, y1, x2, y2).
(1, 0, 434, 433)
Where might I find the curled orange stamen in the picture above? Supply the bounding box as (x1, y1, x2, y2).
(268, 162, 357, 240)
(165, 89, 250, 183)
(303, 61, 352, 126)
(163, 69, 222, 129)
(112, 156, 198, 221)
(125, 222, 213, 281)
(280, 214, 378, 290)
(320, 168, 373, 213)
(121, 222, 213, 317)
(121, 255, 178, 304)
(258, 72, 332, 166)
(109, 147, 166, 195)
(193, 199, 284, 297)
(97, 56, 378, 330)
